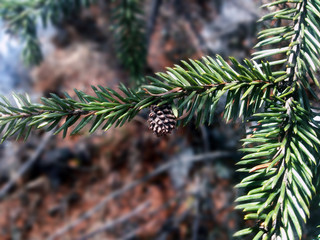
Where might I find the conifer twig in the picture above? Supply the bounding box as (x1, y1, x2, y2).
(0, 130, 54, 200)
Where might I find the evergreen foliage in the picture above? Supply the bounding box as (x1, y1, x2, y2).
(0, 57, 273, 142)
(111, 0, 147, 84)
(0, 0, 320, 239)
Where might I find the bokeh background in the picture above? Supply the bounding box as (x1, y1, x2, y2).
(0, 0, 318, 239)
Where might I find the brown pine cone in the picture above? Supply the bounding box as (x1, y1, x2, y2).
(148, 104, 176, 137)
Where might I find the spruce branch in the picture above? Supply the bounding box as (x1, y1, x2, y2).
(111, 0, 147, 84)
(233, 1, 320, 238)
(0, 56, 273, 142)
(255, 0, 320, 89)
(235, 93, 320, 239)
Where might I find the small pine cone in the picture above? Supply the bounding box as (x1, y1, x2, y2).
(148, 104, 176, 137)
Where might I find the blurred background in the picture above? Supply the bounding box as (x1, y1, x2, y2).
(1, 0, 316, 239)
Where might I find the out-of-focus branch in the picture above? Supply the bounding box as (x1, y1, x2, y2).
(0, 130, 54, 200)
(47, 151, 237, 240)
(146, 0, 162, 49)
(77, 201, 151, 240)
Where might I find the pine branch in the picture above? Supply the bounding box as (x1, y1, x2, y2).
(235, 89, 320, 239)
(230, 1, 320, 238)
(0, 56, 273, 142)
(254, 0, 320, 91)
(0, 0, 95, 65)
(112, 0, 147, 84)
